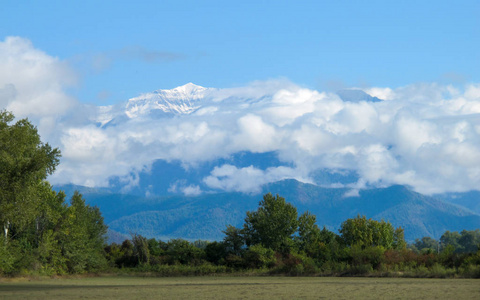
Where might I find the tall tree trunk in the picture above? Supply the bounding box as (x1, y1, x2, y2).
(3, 221, 9, 241)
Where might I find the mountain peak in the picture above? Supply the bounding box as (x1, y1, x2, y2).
(125, 83, 210, 118)
(337, 89, 383, 103)
(171, 83, 206, 94)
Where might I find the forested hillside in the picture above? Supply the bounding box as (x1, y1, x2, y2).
(59, 180, 480, 242)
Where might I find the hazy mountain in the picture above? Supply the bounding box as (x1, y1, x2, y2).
(435, 191, 480, 215)
(336, 89, 383, 102)
(57, 180, 480, 243)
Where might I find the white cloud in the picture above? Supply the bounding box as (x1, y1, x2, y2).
(49, 80, 480, 195)
(232, 114, 279, 153)
(3, 37, 480, 195)
(364, 87, 394, 100)
(168, 181, 202, 196)
(0, 36, 77, 139)
(465, 84, 480, 100)
(203, 164, 309, 194)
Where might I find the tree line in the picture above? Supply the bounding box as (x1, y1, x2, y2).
(0, 110, 479, 277)
(104, 194, 480, 278)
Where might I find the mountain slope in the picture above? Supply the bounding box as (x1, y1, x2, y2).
(61, 180, 480, 242)
(435, 191, 480, 215)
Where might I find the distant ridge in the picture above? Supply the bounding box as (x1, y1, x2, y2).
(56, 179, 480, 242)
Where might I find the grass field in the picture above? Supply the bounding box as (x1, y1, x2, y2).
(0, 276, 479, 299)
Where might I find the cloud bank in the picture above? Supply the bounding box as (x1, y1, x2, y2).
(2, 37, 480, 195)
(0, 37, 78, 140)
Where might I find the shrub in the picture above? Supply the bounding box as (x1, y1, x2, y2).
(224, 254, 244, 269)
(459, 264, 480, 278)
(243, 244, 275, 269)
(165, 239, 205, 265)
(349, 245, 385, 269)
(350, 263, 373, 275)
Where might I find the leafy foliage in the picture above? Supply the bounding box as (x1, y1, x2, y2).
(243, 193, 298, 253)
(0, 111, 60, 241)
(339, 215, 403, 249)
(0, 111, 107, 275)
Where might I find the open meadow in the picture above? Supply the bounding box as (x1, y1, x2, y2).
(0, 276, 479, 299)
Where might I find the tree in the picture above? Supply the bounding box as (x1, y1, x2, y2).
(440, 231, 461, 252)
(413, 236, 438, 253)
(223, 225, 244, 256)
(165, 239, 204, 265)
(0, 111, 60, 240)
(205, 241, 227, 265)
(132, 234, 150, 265)
(339, 215, 401, 249)
(393, 227, 407, 250)
(243, 193, 298, 253)
(295, 211, 321, 255)
(59, 192, 108, 273)
(458, 230, 480, 253)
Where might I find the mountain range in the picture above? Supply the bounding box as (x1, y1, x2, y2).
(53, 83, 480, 243)
(57, 179, 480, 244)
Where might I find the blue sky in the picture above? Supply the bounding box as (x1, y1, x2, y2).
(1, 1, 479, 105)
(2, 1, 480, 195)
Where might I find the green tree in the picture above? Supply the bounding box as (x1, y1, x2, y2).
(59, 192, 108, 273)
(33, 182, 69, 273)
(458, 230, 480, 253)
(243, 244, 275, 269)
(147, 238, 166, 257)
(223, 225, 245, 256)
(393, 227, 407, 250)
(339, 215, 400, 249)
(440, 231, 461, 252)
(205, 241, 227, 265)
(243, 193, 298, 253)
(0, 111, 60, 240)
(132, 234, 150, 265)
(165, 239, 204, 265)
(295, 211, 321, 255)
(413, 236, 439, 253)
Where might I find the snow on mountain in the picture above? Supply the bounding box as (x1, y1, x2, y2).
(91, 83, 212, 127)
(125, 83, 210, 118)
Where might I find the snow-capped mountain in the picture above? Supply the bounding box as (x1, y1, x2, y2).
(92, 83, 212, 127)
(52, 82, 480, 242)
(125, 83, 211, 118)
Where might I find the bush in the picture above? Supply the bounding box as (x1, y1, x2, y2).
(319, 261, 349, 275)
(429, 263, 456, 278)
(0, 239, 17, 275)
(459, 264, 480, 278)
(165, 239, 205, 265)
(243, 244, 275, 269)
(350, 263, 373, 275)
(224, 254, 244, 269)
(349, 245, 385, 269)
(205, 241, 227, 265)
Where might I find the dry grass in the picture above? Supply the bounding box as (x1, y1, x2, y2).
(0, 276, 479, 299)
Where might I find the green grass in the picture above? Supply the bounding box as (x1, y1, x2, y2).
(0, 276, 479, 299)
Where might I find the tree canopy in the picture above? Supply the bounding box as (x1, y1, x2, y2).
(243, 193, 299, 253)
(339, 215, 404, 250)
(0, 110, 60, 239)
(0, 111, 107, 275)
